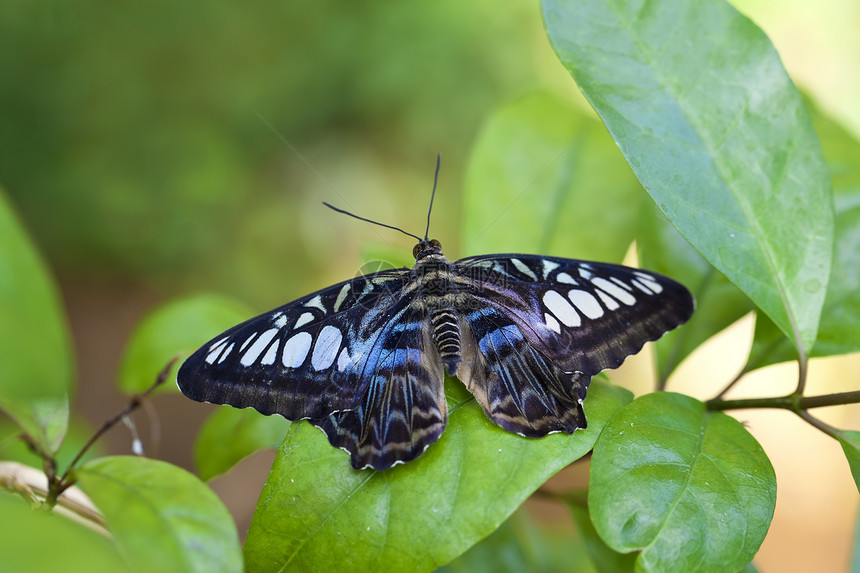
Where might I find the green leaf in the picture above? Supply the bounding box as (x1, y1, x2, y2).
(564, 493, 636, 573)
(194, 406, 290, 481)
(745, 106, 860, 370)
(462, 91, 643, 261)
(589, 392, 776, 573)
(0, 190, 72, 454)
(543, 0, 834, 354)
(436, 508, 593, 573)
(838, 430, 860, 495)
(117, 293, 253, 394)
(243, 378, 632, 573)
(0, 493, 125, 573)
(77, 456, 242, 573)
(638, 205, 753, 382)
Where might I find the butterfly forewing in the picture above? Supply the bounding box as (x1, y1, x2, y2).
(455, 254, 695, 376)
(177, 268, 412, 422)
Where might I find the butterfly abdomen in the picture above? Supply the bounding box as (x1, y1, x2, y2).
(430, 308, 461, 375)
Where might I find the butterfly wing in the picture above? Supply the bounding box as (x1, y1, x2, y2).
(177, 267, 448, 470)
(452, 254, 693, 436)
(310, 303, 446, 470)
(178, 268, 412, 421)
(456, 254, 695, 376)
(454, 305, 590, 437)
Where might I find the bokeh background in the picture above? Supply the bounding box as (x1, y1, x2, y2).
(1, 0, 858, 571)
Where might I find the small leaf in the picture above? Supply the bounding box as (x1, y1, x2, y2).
(462, 91, 644, 261)
(838, 431, 860, 495)
(543, 0, 834, 353)
(0, 190, 72, 454)
(745, 106, 860, 370)
(77, 456, 242, 573)
(0, 492, 125, 573)
(117, 293, 253, 394)
(638, 206, 753, 382)
(589, 392, 776, 573)
(243, 379, 632, 573)
(194, 406, 290, 481)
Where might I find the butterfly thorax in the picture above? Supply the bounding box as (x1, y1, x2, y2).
(408, 247, 465, 376)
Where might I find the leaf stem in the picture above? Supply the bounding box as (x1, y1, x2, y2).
(707, 390, 860, 412)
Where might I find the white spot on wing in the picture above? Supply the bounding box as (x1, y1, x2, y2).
(635, 274, 663, 293)
(333, 284, 350, 312)
(294, 312, 314, 329)
(311, 325, 343, 371)
(568, 289, 604, 319)
(217, 343, 234, 364)
(541, 259, 560, 279)
(239, 334, 256, 352)
(594, 288, 621, 310)
(542, 290, 581, 327)
(303, 295, 326, 314)
(261, 339, 280, 365)
(631, 279, 654, 294)
(337, 348, 351, 371)
(205, 338, 229, 364)
(592, 278, 636, 305)
(511, 258, 538, 281)
(544, 312, 561, 334)
(579, 268, 593, 280)
(282, 332, 312, 368)
(241, 328, 279, 366)
(556, 272, 577, 285)
(273, 312, 288, 328)
(610, 277, 634, 291)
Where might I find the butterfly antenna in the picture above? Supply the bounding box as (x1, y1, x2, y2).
(323, 202, 423, 242)
(425, 153, 441, 241)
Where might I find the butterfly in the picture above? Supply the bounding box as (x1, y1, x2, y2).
(177, 159, 694, 470)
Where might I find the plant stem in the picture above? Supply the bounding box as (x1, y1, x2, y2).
(707, 390, 860, 412)
(46, 357, 178, 505)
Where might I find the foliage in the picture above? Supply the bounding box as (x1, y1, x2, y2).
(1, 0, 858, 572)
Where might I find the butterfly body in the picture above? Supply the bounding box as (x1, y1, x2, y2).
(178, 238, 694, 470)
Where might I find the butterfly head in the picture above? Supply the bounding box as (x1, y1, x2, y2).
(413, 238, 442, 260)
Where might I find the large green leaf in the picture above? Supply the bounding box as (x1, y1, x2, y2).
(77, 456, 242, 573)
(0, 190, 72, 454)
(543, 0, 834, 354)
(117, 293, 252, 394)
(243, 378, 632, 573)
(0, 493, 124, 573)
(745, 107, 860, 370)
(589, 392, 775, 573)
(638, 206, 753, 383)
(462, 91, 643, 261)
(194, 405, 290, 481)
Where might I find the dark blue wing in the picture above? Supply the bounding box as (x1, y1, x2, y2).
(310, 302, 446, 470)
(177, 268, 413, 422)
(455, 254, 694, 377)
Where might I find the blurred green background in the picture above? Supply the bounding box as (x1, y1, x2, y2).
(1, 1, 858, 571)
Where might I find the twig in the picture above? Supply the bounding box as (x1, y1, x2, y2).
(45, 357, 179, 507)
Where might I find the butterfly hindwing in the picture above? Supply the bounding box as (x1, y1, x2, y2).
(456, 254, 695, 377)
(311, 304, 447, 470)
(455, 306, 589, 437)
(177, 268, 412, 421)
